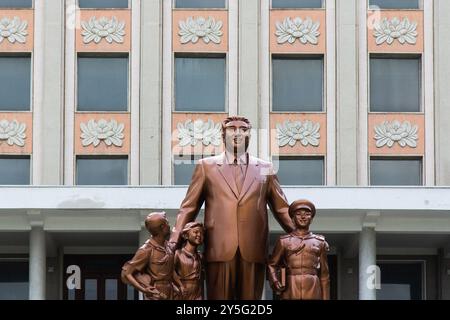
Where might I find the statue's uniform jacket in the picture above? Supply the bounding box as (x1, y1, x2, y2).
(174, 248, 203, 300)
(268, 233, 330, 300)
(170, 152, 294, 264)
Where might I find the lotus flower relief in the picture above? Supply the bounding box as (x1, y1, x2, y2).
(81, 16, 125, 44)
(275, 17, 320, 45)
(0, 119, 27, 147)
(276, 120, 321, 147)
(80, 119, 125, 147)
(177, 119, 222, 147)
(374, 120, 418, 148)
(178, 16, 223, 44)
(0, 16, 28, 44)
(373, 17, 417, 45)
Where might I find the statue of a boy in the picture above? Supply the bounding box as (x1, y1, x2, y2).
(121, 212, 176, 300)
(268, 200, 330, 300)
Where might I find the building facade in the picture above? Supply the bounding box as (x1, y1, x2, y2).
(0, 0, 450, 300)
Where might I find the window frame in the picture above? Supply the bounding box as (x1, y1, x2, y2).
(172, 154, 206, 185)
(367, 0, 422, 10)
(77, 0, 129, 9)
(173, 53, 228, 113)
(270, 0, 324, 9)
(75, 155, 130, 186)
(0, 0, 33, 8)
(75, 53, 130, 113)
(173, 0, 228, 10)
(0, 53, 33, 112)
(270, 54, 326, 113)
(272, 155, 326, 186)
(369, 54, 423, 114)
(369, 156, 424, 186)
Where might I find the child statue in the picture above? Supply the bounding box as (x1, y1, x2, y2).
(121, 212, 176, 300)
(267, 200, 330, 300)
(173, 221, 204, 300)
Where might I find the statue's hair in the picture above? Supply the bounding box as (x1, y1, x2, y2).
(221, 116, 252, 132)
(144, 212, 167, 236)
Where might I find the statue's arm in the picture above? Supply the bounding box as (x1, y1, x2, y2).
(266, 169, 295, 233)
(169, 161, 206, 247)
(320, 241, 331, 300)
(267, 238, 285, 292)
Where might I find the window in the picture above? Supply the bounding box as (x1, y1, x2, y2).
(175, 0, 226, 8)
(370, 56, 421, 112)
(78, 0, 128, 8)
(0, 56, 31, 111)
(369, 0, 419, 10)
(377, 261, 424, 300)
(272, 56, 324, 112)
(77, 56, 129, 112)
(174, 155, 201, 185)
(275, 156, 324, 186)
(370, 158, 422, 186)
(0, 261, 29, 300)
(0, 0, 32, 8)
(272, 0, 323, 9)
(175, 56, 226, 112)
(76, 156, 128, 185)
(0, 156, 30, 185)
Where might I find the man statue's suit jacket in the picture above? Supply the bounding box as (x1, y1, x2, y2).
(170, 152, 295, 264)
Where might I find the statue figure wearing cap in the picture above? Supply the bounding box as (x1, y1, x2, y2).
(121, 212, 176, 300)
(267, 200, 330, 300)
(173, 221, 205, 300)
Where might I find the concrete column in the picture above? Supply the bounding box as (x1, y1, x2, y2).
(359, 227, 376, 300)
(29, 226, 46, 300)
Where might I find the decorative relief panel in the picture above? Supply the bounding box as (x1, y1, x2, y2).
(368, 114, 424, 155)
(75, 113, 130, 154)
(368, 11, 423, 53)
(270, 10, 325, 53)
(172, 11, 228, 52)
(0, 10, 33, 52)
(270, 113, 326, 155)
(76, 10, 130, 52)
(0, 113, 32, 154)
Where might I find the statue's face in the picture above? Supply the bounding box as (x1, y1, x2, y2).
(223, 120, 251, 155)
(293, 208, 313, 229)
(161, 218, 171, 238)
(187, 226, 204, 246)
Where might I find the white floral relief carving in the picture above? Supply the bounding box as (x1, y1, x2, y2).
(0, 119, 26, 147)
(275, 17, 320, 45)
(177, 119, 222, 147)
(276, 120, 321, 147)
(81, 16, 125, 44)
(0, 16, 28, 44)
(178, 16, 223, 44)
(80, 119, 125, 147)
(374, 120, 418, 148)
(373, 17, 417, 45)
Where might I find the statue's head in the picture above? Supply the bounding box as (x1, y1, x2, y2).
(222, 116, 252, 155)
(289, 199, 316, 229)
(182, 221, 204, 246)
(145, 212, 170, 237)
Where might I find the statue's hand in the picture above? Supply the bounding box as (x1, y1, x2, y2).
(273, 281, 286, 294)
(145, 286, 167, 300)
(167, 241, 178, 253)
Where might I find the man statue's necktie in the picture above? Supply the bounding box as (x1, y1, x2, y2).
(233, 159, 245, 194)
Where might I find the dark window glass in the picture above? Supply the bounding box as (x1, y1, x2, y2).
(0, 157, 30, 185)
(0, 261, 29, 300)
(378, 262, 423, 300)
(272, 0, 323, 8)
(175, 56, 226, 112)
(275, 157, 324, 186)
(370, 158, 422, 186)
(76, 157, 128, 185)
(174, 155, 201, 185)
(272, 56, 323, 112)
(370, 57, 421, 112)
(369, 0, 419, 9)
(0, 0, 32, 7)
(78, 0, 128, 8)
(175, 0, 226, 8)
(77, 56, 128, 111)
(0, 56, 31, 111)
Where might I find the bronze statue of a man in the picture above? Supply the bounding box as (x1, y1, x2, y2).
(121, 212, 176, 300)
(268, 200, 330, 300)
(169, 116, 295, 300)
